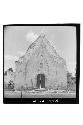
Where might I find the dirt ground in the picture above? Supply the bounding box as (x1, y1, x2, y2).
(4, 90, 76, 98)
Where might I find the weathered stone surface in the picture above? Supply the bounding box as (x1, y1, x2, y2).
(14, 34, 67, 90)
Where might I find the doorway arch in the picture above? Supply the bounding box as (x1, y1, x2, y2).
(37, 74, 45, 88)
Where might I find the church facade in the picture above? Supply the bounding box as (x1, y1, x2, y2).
(14, 34, 67, 90)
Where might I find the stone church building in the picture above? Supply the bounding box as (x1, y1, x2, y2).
(14, 34, 67, 90)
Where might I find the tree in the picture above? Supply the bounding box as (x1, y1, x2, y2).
(67, 71, 76, 91)
(67, 72, 72, 83)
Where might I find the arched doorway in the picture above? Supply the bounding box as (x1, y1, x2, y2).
(37, 74, 45, 88)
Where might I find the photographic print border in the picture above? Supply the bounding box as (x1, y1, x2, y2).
(3, 24, 80, 104)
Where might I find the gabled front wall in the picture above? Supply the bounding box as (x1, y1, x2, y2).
(14, 35, 67, 90)
(14, 48, 67, 90)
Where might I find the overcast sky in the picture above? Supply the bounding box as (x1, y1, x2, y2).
(4, 26, 76, 76)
